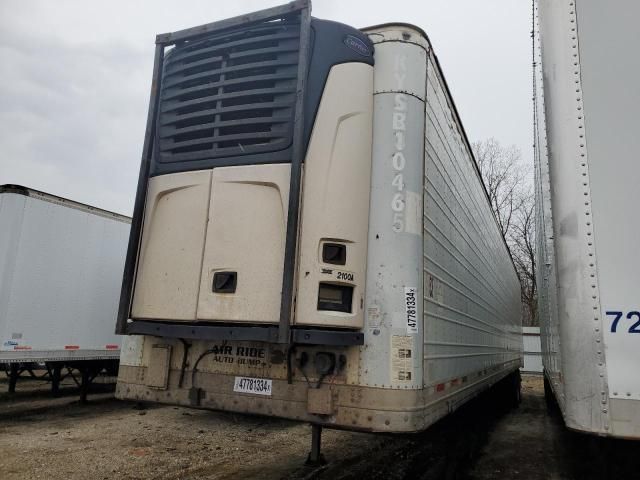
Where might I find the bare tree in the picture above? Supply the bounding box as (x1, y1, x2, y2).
(510, 194, 537, 326)
(472, 138, 537, 326)
(473, 138, 528, 238)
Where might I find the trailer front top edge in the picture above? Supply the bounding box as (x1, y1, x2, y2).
(0, 184, 131, 224)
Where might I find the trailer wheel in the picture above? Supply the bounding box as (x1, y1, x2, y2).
(543, 372, 555, 412)
(105, 360, 119, 377)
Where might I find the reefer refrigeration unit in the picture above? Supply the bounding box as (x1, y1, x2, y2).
(116, 0, 522, 434)
(0, 185, 130, 393)
(534, 0, 640, 438)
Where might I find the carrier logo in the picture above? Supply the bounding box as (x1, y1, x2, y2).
(4, 340, 18, 347)
(343, 35, 371, 56)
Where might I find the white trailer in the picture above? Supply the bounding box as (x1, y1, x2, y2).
(115, 1, 522, 456)
(534, 0, 640, 438)
(0, 185, 130, 397)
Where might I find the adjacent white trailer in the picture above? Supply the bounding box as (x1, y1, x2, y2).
(116, 1, 522, 444)
(522, 327, 542, 374)
(0, 185, 130, 395)
(534, 0, 640, 438)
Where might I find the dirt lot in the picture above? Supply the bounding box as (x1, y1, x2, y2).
(469, 376, 640, 480)
(0, 373, 383, 480)
(0, 374, 638, 480)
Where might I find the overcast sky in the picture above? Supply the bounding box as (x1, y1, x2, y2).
(0, 0, 532, 216)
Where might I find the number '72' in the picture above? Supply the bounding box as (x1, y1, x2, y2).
(607, 311, 640, 333)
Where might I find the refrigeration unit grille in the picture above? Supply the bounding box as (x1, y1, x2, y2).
(157, 19, 301, 163)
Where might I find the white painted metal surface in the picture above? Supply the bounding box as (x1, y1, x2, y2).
(0, 186, 130, 363)
(296, 62, 373, 329)
(535, 0, 640, 438)
(362, 32, 426, 390)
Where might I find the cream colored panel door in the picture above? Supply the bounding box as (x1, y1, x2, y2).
(296, 63, 374, 329)
(131, 170, 211, 320)
(197, 164, 290, 323)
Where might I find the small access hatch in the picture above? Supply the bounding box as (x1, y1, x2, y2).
(212, 272, 237, 293)
(317, 283, 353, 313)
(322, 243, 346, 265)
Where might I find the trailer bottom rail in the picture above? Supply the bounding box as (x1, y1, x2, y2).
(4, 359, 119, 403)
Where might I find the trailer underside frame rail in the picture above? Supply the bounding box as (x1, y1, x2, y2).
(3, 359, 119, 403)
(126, 320, 364, 346)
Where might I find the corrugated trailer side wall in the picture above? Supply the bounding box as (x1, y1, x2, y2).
(423, 52, 522, 392)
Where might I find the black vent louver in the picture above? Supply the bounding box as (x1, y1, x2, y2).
(157, 18, 300, 163)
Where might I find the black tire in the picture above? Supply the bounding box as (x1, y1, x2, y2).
(506, 371, 522, 409)
(513, 371, 522, 407)
(543, 372, 556, 412)
(105, 361, 119, 377)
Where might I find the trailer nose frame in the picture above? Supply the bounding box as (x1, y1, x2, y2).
(115, 0, 363, 350)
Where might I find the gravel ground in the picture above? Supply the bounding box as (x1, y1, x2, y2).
(1, 374, 638, 480)
(0, 373, 381, 480)
(468, 376, 640, 480)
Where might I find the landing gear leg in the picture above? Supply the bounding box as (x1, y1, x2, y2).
(512, 370, 522, 407)
(306, 424, 326, 466)
(8, 363, 19, 394)
(51, 364, 62, 397)
(543, 371, 556, 413)
(79, 366, 91, 404)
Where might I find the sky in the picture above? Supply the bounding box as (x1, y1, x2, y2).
(0, 0, 532, 216)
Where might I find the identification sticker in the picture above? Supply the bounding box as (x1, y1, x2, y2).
(233, 376, 273, 396)
(404, 287, 418, 334)
(391, 335, 413, 383)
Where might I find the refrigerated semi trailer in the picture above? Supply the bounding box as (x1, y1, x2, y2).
(534, 0, 640, 438)
(0, 185, 130, 398)
(116, 0, 522, 439)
